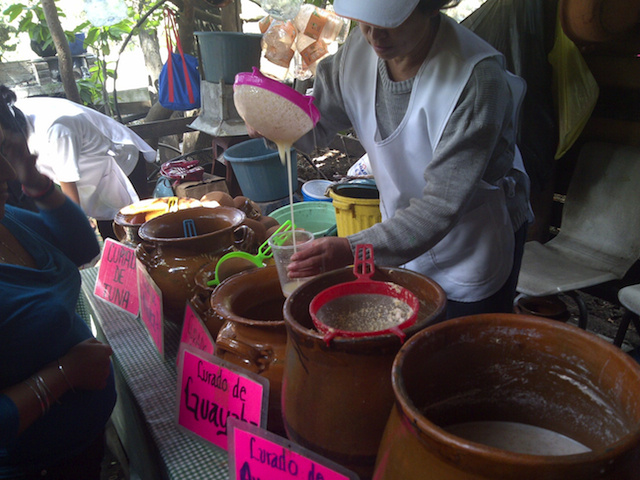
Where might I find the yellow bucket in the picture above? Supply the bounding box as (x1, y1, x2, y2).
(329, 183, 381, 236)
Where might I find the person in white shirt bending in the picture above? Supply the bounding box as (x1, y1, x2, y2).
(15, 95, 155, 240)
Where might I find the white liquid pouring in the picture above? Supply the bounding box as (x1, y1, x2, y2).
(234, 83, 318, 251)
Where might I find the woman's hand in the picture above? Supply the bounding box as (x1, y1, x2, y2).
(60, 339, 113, 391)
(287, 236, 353, 278)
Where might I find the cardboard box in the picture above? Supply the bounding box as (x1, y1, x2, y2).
(174, 173, 229, 200)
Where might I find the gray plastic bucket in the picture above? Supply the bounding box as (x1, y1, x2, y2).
(194, 32, 262, 84)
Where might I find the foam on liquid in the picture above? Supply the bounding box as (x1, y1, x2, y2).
(316, 294, 413, 332)
(282, 279, 306, 297)
(444, 421, 591, 456)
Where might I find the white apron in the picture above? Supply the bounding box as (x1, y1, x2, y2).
(340, 15, 528, 301)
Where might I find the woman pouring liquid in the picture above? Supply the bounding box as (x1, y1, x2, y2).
(283, 0, 534, 319)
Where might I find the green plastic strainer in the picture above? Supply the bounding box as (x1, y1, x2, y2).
(207, 220, 293, 287)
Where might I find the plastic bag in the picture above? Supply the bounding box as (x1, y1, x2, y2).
(260, 0, 303, 21)
(153, 176, 175, 198)
(547, 8, 599, 159)
(158, 9, 201, 111)
(84, 0, 127, 27)
(160, 159, 204, 187)
(347, 154, 372, 177)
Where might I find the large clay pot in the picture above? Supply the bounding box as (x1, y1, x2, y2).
(373, 314, 640, 480)
(114, 197, 204, 248)
(113, 211, 146, 248)
(190, 261, 227, 339)
(191, 252, 278, 339)
(210, 265, 287, 436)
(560, 0, 640, 44)
(136, 206, 252, 323)
(282, 266, 447, 480)
(514, 294, 570, 322)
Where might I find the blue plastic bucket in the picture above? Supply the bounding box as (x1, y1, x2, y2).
(302, 179, 332, 202)
(224, 138, 297, 202)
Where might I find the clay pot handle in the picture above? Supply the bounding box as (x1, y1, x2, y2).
(189, 293, 210, 318)
(113, 221, 126, 243)
(135, 242, 159, 268)
(216, 335, 272, 374)
(233, 224, 256, 253)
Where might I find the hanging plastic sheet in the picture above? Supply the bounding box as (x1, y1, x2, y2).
(462, 0, 558, 189)
(547, 7, 599, 159)
(84, 0, 128, 27)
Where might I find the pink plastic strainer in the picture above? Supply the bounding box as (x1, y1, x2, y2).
(309, 244, 419, 345)
(234, 67, 320, 126)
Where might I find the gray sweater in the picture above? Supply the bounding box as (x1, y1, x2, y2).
(296, 27, 532, 267)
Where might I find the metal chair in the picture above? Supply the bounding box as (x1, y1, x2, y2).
(614, 283, 640, 348)
(516, 142, 640, 330)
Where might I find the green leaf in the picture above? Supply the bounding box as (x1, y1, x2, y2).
(17, 17, 30, 31)
(72, 20, 91, 33)
(85, 28, 99, 44)
(3, 4, 27, 21)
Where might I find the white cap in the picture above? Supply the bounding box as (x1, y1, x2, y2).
(333, 0, 421, 28)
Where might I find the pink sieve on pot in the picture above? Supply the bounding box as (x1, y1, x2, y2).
(309, 244, 419, 346)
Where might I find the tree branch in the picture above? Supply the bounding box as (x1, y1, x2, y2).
(40, 0, 81, 103)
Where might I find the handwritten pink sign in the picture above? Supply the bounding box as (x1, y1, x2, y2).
(94, 238, 139, 315)
(228, 419, 358, 480)
(176, 347, 268, 450)
(137, 259, 164, 357)
(179, 303, 215, 363)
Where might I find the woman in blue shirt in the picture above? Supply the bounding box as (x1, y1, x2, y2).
(0, 85, 116, 479)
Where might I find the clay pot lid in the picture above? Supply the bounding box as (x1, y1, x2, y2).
(560, 0, 640, 44)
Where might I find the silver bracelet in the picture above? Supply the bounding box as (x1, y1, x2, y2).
(35, 374, 59, 406)
(57, 359, 75, 392)
(33, 375, 51, 411)
(24, 378, 47, 415)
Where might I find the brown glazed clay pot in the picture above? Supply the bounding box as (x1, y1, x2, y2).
(210, 265, 288, 436)
(560, 0, 640, 44)
(113, 211, 146, 248)
(514, 295, 570, 322)
(136, 206, 252, 323)
(190, 261, 227, 340)
(373, 314, 640, 480)
(282, 266, 447, 480)
(114, 197, 205, 247)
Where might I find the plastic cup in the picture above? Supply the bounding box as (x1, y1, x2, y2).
(268, 229, 315, 297)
